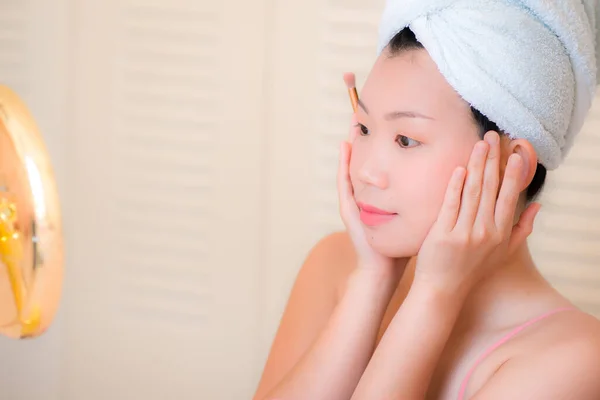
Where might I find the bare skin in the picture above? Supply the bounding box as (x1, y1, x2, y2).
(253, 48, 600, 400)
(254, 233, 600, 399)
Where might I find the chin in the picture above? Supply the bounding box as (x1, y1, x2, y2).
(364, 226, 421, 259)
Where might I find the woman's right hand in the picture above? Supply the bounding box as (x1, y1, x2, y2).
(337, 112, 408, 278)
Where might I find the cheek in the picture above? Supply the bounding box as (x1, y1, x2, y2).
(392, 157, 460, 212)
(420, 166, 456, 215)
(391, 154, 468, 240)
(421, 152, 471, 206)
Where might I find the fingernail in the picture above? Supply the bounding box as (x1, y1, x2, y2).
(476, 141, 487, 152)
(484, 131, 498, 145)
(509, 153, 522, 167)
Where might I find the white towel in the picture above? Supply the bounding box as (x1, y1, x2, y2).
(377, 0, 600, 170)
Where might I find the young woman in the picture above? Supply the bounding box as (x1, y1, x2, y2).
(252, 24, 600, 400)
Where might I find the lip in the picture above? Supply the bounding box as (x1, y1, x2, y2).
(357, 202, 397, 226)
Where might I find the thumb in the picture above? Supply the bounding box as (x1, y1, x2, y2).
(507, 202, 541, 254)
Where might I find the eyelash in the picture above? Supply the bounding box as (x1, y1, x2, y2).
(356, 123, 420, 149)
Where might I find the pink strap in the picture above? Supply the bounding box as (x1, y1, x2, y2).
(457, 306, 576, 400)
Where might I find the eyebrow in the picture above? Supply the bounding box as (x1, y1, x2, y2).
(358, 98, 434, 121)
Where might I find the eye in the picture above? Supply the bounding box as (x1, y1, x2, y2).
(358, 123, 370, 136)
(395, 134, 420, 149)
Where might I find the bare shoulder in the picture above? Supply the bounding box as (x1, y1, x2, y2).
(522, 311, 600, 385)
(473, 310, 600, 399)
(306, 230, 356, 272)
(536, 309, 600, 350)
(515, 308, 600, 367)
(547, 310, 600, 360)
(305, 230, 357, 296)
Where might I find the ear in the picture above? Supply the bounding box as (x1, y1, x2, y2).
(499, 135, 538, 191)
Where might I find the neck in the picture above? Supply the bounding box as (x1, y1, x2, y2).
(454, 242, 568, 334)
(406, 242, 567, 335)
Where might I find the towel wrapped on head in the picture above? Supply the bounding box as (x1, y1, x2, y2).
(377, 0, 600, 170)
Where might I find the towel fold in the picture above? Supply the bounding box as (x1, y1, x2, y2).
(377, 0, 600, 170)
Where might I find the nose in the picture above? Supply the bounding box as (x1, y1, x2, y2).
(357, 145, 390, 190)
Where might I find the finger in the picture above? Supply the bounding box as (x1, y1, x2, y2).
(455, 141, 489, 231)
(495, 153, 523, 233)
(474, 131, 501, 227)
(507, 202, 541, 254)
(435, 166, 467, 231)
(337, 141, 359, 225)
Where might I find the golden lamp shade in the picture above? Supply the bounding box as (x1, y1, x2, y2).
(0, 85, 63, 339)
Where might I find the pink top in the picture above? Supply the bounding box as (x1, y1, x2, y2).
(457, 306, 577, 400)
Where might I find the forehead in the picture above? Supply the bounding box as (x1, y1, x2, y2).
(360, 49, 470, 118)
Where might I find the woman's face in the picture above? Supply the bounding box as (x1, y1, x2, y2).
(350, 48, 481, 258)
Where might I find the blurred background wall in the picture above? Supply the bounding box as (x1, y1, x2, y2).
(0, 0, 599, 399)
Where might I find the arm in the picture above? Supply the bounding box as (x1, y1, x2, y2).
(252, 233, 402, 400)
(351, 281, 464, 399)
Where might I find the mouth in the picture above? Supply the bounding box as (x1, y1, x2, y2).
(356, 202, 397, 227)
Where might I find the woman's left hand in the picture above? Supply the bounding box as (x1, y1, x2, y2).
(413, 131, 541, 297)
